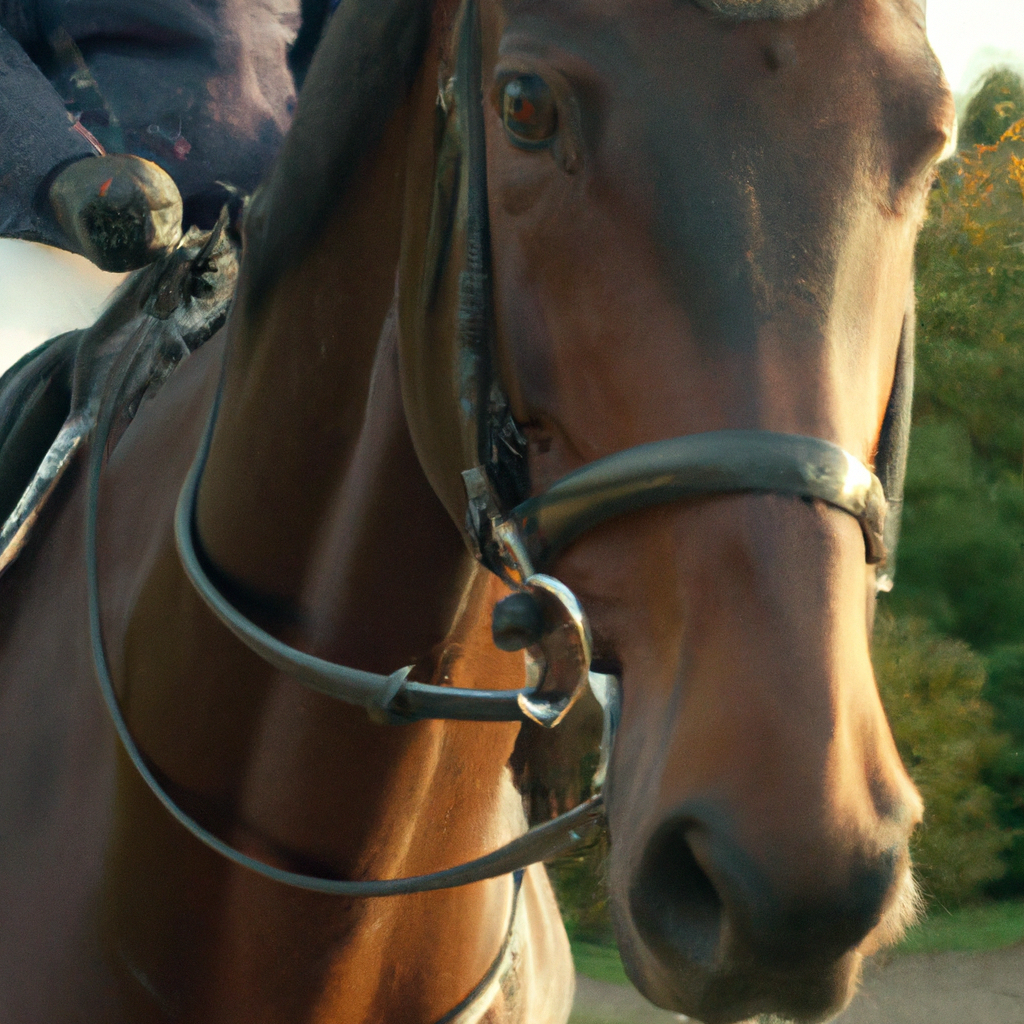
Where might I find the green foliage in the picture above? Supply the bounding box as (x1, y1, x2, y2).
(960, 68, 1024, 148)
(549, 832, 614, 945)
(914, 127, 1024, 474)
(888, 423, 1024, 893)
(872, 613, 1012, 906)
(891, 421, 1024, 649)
(897, 79, 1024, 892)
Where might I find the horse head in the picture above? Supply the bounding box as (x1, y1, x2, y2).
(200, 0, 956, 1017)
(388, 0, 953, 1019)
(0, 0, 958, 1014)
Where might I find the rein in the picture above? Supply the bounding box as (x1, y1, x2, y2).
(87, 375, 606, 897)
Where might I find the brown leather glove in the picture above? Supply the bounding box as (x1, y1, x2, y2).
(48, 154, 183, 272)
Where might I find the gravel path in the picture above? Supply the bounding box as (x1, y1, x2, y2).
(570, 944, 1024, 1024)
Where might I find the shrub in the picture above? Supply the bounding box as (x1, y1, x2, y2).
(873, 612, 1012, 906)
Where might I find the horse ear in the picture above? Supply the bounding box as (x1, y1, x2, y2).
(241, 0, 436, 304)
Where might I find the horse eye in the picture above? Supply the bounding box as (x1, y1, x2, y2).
(501, 75, 557, 147)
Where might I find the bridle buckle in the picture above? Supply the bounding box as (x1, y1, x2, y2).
(463, 466, 593, 728)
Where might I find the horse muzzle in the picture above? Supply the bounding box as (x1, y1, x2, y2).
(616, 803, 912, 1023)
(576, 485, 922, 1024)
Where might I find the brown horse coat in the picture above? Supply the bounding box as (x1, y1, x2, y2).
(0, 0, 955, 1021)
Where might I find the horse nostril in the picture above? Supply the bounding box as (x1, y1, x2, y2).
(629, 819, 724, 969)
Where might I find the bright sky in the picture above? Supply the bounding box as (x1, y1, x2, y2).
(927, 0, 1024, 96)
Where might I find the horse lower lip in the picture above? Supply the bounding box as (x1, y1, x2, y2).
(696, 962, 858, 1024)
(620, 937, 859, 1024)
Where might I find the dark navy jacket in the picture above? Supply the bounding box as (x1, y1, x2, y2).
(0, 0, 328, 250)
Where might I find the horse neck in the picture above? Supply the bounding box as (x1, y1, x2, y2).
(185, 98, 529, 826)
(123, 59, 531, 1012)
(111, 295, 528, 1018)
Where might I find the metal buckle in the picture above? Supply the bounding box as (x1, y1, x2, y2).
(463, 466, 593, 728)
(517, 574, 592, 728)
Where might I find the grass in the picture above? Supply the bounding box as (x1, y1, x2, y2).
(895, 899, 1024, 954)
(571, 940, 631, 986)
(570, 900, 1024, 985)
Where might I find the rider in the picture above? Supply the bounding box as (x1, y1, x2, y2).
(0, 0, 329, 272)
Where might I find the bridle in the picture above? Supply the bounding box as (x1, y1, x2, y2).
(84, 0, 907, 1000)
(87, 0, 901, 899)
(83, 0, 909, 1014)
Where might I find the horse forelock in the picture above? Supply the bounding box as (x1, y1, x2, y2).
(500, 0, 830, 19)
(688, 0, 829, 19)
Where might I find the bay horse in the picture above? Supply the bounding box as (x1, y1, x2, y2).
(0, 0, 954, 1021)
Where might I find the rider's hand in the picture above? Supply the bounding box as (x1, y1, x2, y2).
(48, 154, 183, 273)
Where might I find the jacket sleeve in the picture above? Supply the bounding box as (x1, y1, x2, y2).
(0, 23, 97, 248)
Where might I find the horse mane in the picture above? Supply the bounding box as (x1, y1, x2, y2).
(240, 0, 459, 309)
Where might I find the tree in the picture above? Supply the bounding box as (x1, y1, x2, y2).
(894, 73, 1024, 892)
(914, 108, 1024, 475)
(960, 68, 1024, 149)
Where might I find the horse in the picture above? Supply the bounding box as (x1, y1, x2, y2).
(0, 0, 955, 1020)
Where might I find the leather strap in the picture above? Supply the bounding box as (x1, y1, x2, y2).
(434, 870, 524, 1024)
(173, 383, 562, 726)
(87, 363, 606, 896)
(511, 430, 887, 567)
